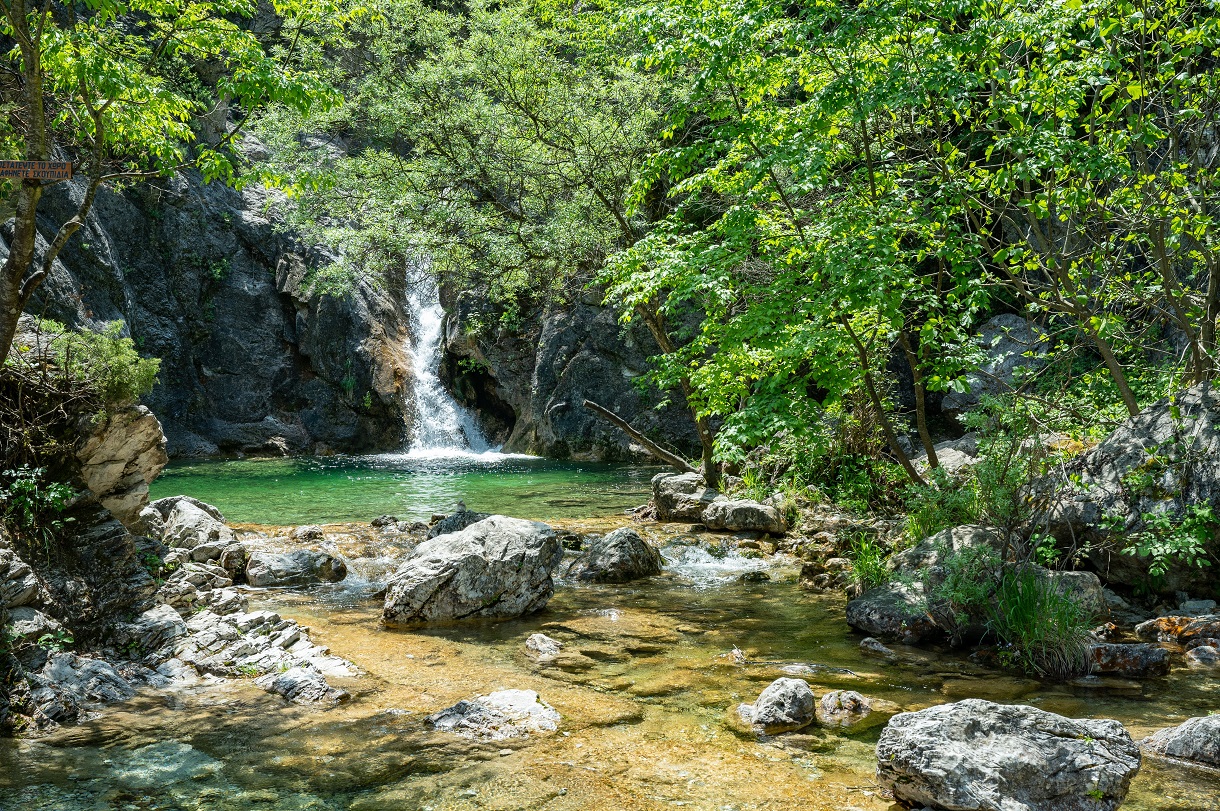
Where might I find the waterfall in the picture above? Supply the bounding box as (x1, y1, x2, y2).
(406, 279, 492, 456)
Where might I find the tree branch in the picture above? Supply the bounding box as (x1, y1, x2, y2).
(583, 399, 697, 474)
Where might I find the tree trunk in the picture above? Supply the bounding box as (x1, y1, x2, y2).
(1088, 329, 1140, 417)
(0, 182, 44, 362)
(900, 331, 938, 469)
(583, 399, 698, 474)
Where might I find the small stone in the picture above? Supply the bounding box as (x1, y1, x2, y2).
(740, 677, 815, 734)
(1186, 645, 1220, 666)
(859, 637, 895, 658)
(525, 633, 564, 660)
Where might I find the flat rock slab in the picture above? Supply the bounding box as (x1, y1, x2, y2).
(426, 689, 560, 740)
(876, 699, 1140, 811)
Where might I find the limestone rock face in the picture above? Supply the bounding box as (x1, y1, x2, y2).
(1038, 383, 1220, 594)
(255, 667, 350, 704)
(1141, 716, 1220, 769)
(0, 548, 40, 608)
(383, 516, 562, 626)
(876, 699, 1140, 811)
(75, 405, 168, 526)
(942, 314, 1049, 414)
(426, 689, 560, 740)
(738, 677, 815, 734)
(652, 473, 720, 522)
(442, 292, 702, 461)
(28, 164, 413, 458)
(702, 498, 787, 534)
(245, 550, 348, 588)
(568, 528, 663, 583)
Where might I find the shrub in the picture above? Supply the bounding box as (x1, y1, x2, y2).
(0, 466, 75, 560)
(40, 319, 160, 407)
(845, 531, 890, 592)
(905, 466, 979, 542)
(986, 566, 1095, 680)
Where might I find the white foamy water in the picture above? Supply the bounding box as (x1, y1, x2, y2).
(660, 545, 773, 587)
(406, 278, 494, 457)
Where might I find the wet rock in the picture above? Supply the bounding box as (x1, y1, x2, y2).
(738, 677, 815, 734)
(426, 689, 560, 740)
(255, 667, 350, 704)
(75, 404, 168, 526)
(1089, 643, 1170, 678)
(1135, 614, 1220, 644)
(162, 499, 236, 555)
(1038, 383, 1220, 595)
(859, 637, 895, 658)
(702, 498, 787, 535)
(245, 550, 347, 587)
(942, 314, 1049, 414)
(290, 525, 325, 542)
(426, 507, 492, 539)
(383, 516, 562, 626)
(1142, 715, 1220, 769)
(371, 515, 398, 528)
(0, 548, 40, 608)
(1186, 645, 1220, 666)
(846, 581, 937, 643)
(651, 472, 719, 522)
(816, 690, 897, 729)
(568, 527, 663, 583)
(7, 607, 63, 642)
(525, 633, 564, 661)
(876, 699, 1140, 811)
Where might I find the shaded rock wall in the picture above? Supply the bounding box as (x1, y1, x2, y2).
(441, 290, 701, 461)
(16, 169, 413, 457)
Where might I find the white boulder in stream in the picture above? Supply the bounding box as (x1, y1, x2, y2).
(876, 699, 1140, 811)
(1141, 715, 1220, 769)
(737, 677, 815, 734)
(426, 689, 560, 740)
(382, 516, 562, 625)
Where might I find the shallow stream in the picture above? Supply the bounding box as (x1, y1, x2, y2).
(4, 517, 1219, 810)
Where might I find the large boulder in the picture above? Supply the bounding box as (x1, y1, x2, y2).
(568, 527, 663, 583)
(1141, 715, 1220, 769)
(1038, 383, 1220, 595)
(942, 314, 1049, 414)
(846, 581, 938, 643)
(75, 405, 169, 527)
(161, 499, 236, 560)
(651, 472, 719, 521)
(736, 677, 815, 735)
(245, 550, 347, 588)
(382, 516, 562, 625)
(876, 699, 1140, 811)
(702, 498, 787, 534)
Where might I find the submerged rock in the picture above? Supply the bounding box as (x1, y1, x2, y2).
(255, 667, 350, 704)
(245, 550, 348, 588)
(568, 527, 663, 583)
(816, 690, 898, 729)
(737, 677, 815, 734)
(383, 516, 562, 625)
(1186, 645, 1220, 666)
(876, 699, 1140, 811)
(524, 633, 564, 661)
(426, 689, 560, 740)
(1089, 643, 1170, 678)
(1142, 715, 1220, 769)
(845, 581, 937, 643)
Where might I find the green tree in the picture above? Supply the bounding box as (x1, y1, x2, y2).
(0, 0, 342, 362)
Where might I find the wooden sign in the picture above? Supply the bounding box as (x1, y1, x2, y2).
(0, 160, 72, 181)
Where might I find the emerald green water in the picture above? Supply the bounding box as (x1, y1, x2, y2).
(148, 454, 658, 526)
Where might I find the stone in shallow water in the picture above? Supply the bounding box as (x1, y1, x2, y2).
(1089, 642, 1170, 677)
(525, 633, 564, 660)
(567, 527, 663, 583)
(426, 689, 560, 740)
(110, 741, 221, 790)
(815, 690, 899, 729)
(876, 699, 1140, 811)
(737, 677, 815, 734)
(1142, 715, 1220, 769)
(245, 549, 347, 587)
(255, 667, 350, 704)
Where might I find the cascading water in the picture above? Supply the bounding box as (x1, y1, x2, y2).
(405, 279, 493, 456)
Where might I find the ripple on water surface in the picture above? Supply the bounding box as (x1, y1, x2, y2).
(148, 454, 659, 525)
